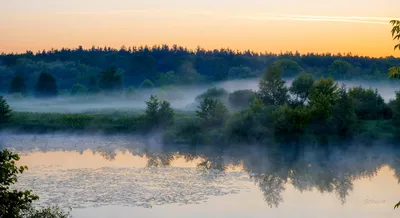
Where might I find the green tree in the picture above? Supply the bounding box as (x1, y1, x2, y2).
(273, 59, 303, 77)
(331, 86, 358, 137)
(99, 67, 123, 91)
(228, 89, 257, 109)
(196, 98, 229, 126)
(328, 60, 353, 78)
(145, 95, 160, 126)
(0, 96, 12, 124)
(348, 86, 387, 120)
(227, 98, 274, 143)
(158, 101, 175, 126)
(87, 76, 100, 94)
(308, 77, 339, 134)
(145, 95, 174, 128)
(34, 72, 58, 98)
(139, 79, 155, 89)
(177, 62, 204, 84)
(156, 71, 179, 86)
(196, 87, 228, 102)
(70, 83, 88, 96)
(0, 149, 39, 217)
(289, 73, 314, 105)
(272, 104, 311, 136)
(258, 65, 288, 106)
(9, 75, 27, 95)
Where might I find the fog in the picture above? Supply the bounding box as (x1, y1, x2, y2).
(4, 78, 400, 113)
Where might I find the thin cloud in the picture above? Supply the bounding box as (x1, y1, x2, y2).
(56, 9, 396, 25)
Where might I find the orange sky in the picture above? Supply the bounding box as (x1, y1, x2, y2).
(1, 0, 400, 57)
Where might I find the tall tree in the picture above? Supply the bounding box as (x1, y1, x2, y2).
(289, 73, 314, 105)
(99, 67, 123, 91)
(331, 86, 357, 138)
(196, 98, 229, 126)
(87, 76, 100, 94)
(0, 96, 12, 124)
(9, 75, 27, 95)
(258, 65, 288, 106)
(34, 72, 58, 98)
(144, 95, 174, 128)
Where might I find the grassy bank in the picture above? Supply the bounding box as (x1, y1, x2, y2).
(0, 111, 395, 145)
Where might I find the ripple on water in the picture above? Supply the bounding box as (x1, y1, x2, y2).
(14, 166, 250, 209)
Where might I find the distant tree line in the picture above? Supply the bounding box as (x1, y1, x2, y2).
(1, 45, 399, 97)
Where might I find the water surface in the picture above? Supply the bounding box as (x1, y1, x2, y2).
(1, 133, 400, 218)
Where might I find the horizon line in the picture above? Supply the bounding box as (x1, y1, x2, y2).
(2, 44, 399, 59)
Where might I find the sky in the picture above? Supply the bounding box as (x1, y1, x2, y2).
(1, 0, 400, 57)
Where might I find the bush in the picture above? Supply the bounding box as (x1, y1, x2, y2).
(35, 72, 58, 98)
(348, 86, 388, 120)
(70, 83, 88, 96)
(145, 95, 175, 128)
(289, 73, 314, 105)
(228, 90, 257, 109)
(195, 87, 228, 102)
(196, 98, 229, 126)
(272, 104, 311, 136)
(258, 65, 288, 106)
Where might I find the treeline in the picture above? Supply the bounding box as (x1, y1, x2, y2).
(1, 45, 399, 95)
(1, 66, 400, 145)
(169, 67, 399, 145)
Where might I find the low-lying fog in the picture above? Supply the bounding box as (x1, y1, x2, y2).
(4, 78, 400, 113)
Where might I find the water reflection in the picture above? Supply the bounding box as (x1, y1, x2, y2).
(2, 134, 400, 210)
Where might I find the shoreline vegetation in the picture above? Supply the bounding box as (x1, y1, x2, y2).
(1, 65, 399, 146)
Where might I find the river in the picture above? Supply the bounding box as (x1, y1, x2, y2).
(1, 133, 400, 218)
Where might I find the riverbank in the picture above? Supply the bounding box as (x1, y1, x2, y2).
(0, 111, 396, 146)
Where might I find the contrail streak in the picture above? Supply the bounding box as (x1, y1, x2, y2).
(57, 9, 398, 25)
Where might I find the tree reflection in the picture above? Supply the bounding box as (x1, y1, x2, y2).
(31, 141, 400, 208)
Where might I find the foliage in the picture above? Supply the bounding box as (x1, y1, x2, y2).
(139, 79, 155, 89)
(389, 20, 400, 80)
(258, 65, 288, 106)
(0, 96, 12, 124)
(289, 73, 314, 105)
(34, 72, 58, 98)
(9, 75, 27, 95)
(228, 89, 257, 109)
(145, 95, 175, 128)
(227, 66, 259, 79)
(196, 98, 229, 126)
(273, 59, 303, 77)
(156, 71, 180, 86)
(87, 76, 100, 93)
(391, 20, 400, 51)
(99, 67, 123, 91)
(272, 104, 311, 136)
(1, 46, 400, 94)
(348, 86, 388, 120)
(308, 77, 339, 134)
(70, 83, 88, 96)
(331, 86, 358, 137)
(328, 60, 353, 79)
(22, 206, 71, 218)
(195, 87, 228, 102)
(0, 149, 39, 217)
